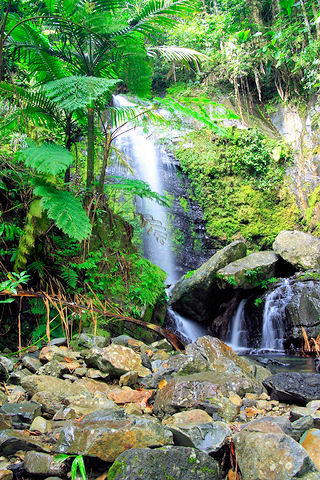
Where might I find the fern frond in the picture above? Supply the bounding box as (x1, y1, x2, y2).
(105, 176, 171, 207)
(43, 76, 121, 111)
(147, 45, 211, 69)
(18, 143, 73, 176)
(32, 179, 91, 242)
(60, 266, 78, 288)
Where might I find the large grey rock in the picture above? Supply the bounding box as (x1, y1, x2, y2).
(234, 421, 318, 480)
(56, 408, 173, 461)
(78, 333, 109, 349)
(168, 420, 231, 453)
(170, 240, 247, 322)
(107, 446, 219, 480)
(24, 451, 66, 476)
(216, 251, 279, 289)
(21, 355, 41, 373)
(85, 344, 150, 377)
(263, 372, 320, 406)
(273, 230, 320, 270)
(0, 402, 41, 429)
(285, 279, 320, 342)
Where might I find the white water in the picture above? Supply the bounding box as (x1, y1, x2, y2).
(226, 299, 249, 352)
(111, 95, 208, 342)
(260, 279, 294, 352)
(112, 95, 178, 284)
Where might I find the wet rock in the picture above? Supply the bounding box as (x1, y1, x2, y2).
(170, 240, 247, 322)
(8, 386, 26, 404)
(153, 371, 255, 418)
(234, 422, 318, 480)
(290, 406, 320, 427)
(119, 371, 138, 386)
(52, 407, 77, 421)
(24, 451, 67, 476)
(273, 230, 320, 270)
(107, 446, 219, 480)
(301, 429, 320, 470)
(291, 416, 314, 441)
(162, 409, 215, 427)
(216, 251, 279, 290)
(38, 360, 68, 378)
(285, 279, 320, 342)
(39, 346, 79, 364)
(30, 416, 51, 433)
(0, 357, 14, 380)
(85, 344, 150, 377)
(56, 408, 173, 461)
(0, 471, 13, 480)
(108, 388, 153, 407)
(149, 339, 174, 353)
(9, 369, 32, 385)
(78, 333, 109, 349)
(22, 355, 41, 373)
(0, 402, 41, 429)
(0, 430, 50, 455)
(111, 335, 133, 346)
(241, 416, 292, 436)
(86, 368, 109, 380)
(263, 372, 320, 405)
(168, 420, 231, 453)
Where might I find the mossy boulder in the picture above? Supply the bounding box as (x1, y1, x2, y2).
(273, 230, 320, 270)
(170, 240, 247, 322)
(107, 446, 219, 480)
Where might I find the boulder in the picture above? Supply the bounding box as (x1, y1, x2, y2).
(0, 356, 14, 380)
(0, 430, 50, 455)
(169, 240, 247, 322)
(24, 451, 67, 476)
(39, 346, 79, 364)
(168, 420, 231, 453)
(107, 446, 219, 480)
(234, 421, 318, 480)
(56, 408, 173, 461)
(263, 372, 320, 405)
(0, 402, 41, 429)
(216, 251, 279, 289)
(273, 230, 320, 270)
(21, 356, 42, 373)
(78, 333, 109, 349)
(290, 406, 320, 427)
(285, 279, 320, 343)
(301, 429, 320, 470)
(85, 344, 150, 377)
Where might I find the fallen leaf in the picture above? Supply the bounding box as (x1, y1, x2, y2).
(158, 379, 167, 390)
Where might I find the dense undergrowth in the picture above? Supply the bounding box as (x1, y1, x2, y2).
(175, 126, 299, 248)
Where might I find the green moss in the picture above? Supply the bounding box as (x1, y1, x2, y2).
(306, 185, 320, 235)
(176, 128, 299, 247)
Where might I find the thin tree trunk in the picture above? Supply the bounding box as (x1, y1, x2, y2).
(312, 1, 320, 38)
(86, 107, 95, 190)
(64, 114, 72, 184)
(98, 134, 112, 194)
(300, 0, 312, 40)
(0, 0, 12, 81)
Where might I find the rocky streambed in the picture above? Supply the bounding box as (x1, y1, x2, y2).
(0, 334, 320, 479)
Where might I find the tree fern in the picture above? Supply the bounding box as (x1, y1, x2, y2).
(18, 143, 73, 176)
(43, 76, 120, 111)
(60, 266, 79, 289)
(32, 178, 92, 242)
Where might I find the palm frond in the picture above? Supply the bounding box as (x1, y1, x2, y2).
(18, 143, 73, 176)
(148, 45, 211, 69)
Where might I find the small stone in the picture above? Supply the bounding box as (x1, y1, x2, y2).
(74, 368, 87, 377)
(30, 416, 51, 434)
(124, 404, 143, 415)
(8, 387, 26, 404)
(259, 393, 270, 400)
(52, 407, 77, 421)
(24, 451, 67, 476)
(245, 393, 257, 400)
(0, 414, 12, 430)
(152, 350, 169, 362)
(38, 360, 67, 378)
(149, 339, 173, 353)
(163, 410, 214, 427)
(108, 388, 153, 407)
(86, 368, 109, 379)
(119, 371, 138, 387)
(229, 392, 242, 407)
(256, 400, 272, 411)
(22, 356, 41, 373)
(307, 400, 320, 410)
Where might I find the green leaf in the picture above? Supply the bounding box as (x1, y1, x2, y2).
(43, 76, 121, 111)
(32, 179, 91, 242)
(77, 455, 86, 480)
(18, 144, 73, 176)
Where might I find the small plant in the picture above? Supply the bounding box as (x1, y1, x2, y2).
(254, 297, 263, 307)
(0, 271, 30, 303)
(184, 269, 196, 279)
(55, 454, 86, 480)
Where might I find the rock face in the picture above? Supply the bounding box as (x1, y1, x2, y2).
(234, 421, 318, 480)
(285, 279, 320, 343)
(273, 230, 320, 270)
(106, 446, 220, 480)
(56, 408, 173, 461)
(169, 240, 247, 322)
(216, 251, 279, 289)
(263, 372, 320, 406)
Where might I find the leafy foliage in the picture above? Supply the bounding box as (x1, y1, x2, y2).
(105, 176, 171, 207)
(18, 143, 73, 176)
(32, 179, 92, 242)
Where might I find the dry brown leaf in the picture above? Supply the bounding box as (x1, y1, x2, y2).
(158, 379, 167, 390)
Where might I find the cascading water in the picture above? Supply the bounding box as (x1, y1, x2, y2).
(111, 95, 210, 342)
(260, 278, 294, 352)
(226, 299, 248, 352)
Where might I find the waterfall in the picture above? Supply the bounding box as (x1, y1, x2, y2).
(110, 95, 209, 343)
(226, 299, 248, 352)
(261, 278, 294, 352)
(112, 95, 178, 284)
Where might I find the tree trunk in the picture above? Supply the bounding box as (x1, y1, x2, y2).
(312, 1, 320, 38)
(64, 114, 72, 184)
(98, 134, 112, 194)
(300, 0, 312, 40)
(86, 107, 95, 190)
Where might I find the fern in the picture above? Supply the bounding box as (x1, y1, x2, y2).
(32, 178, 92, 242)
(18, 143, 73, 176)
(60, 266, 79, 288)
(0, 221, 23, 240)
(105, 176, 171, 207)
(43, 76, 121, 111)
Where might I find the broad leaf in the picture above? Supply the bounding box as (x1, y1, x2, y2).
(19, 144, 73, 176)
(32, 179, 91, 242)
(43, 76, 121, 111)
